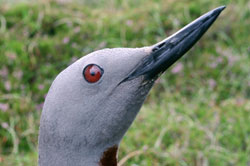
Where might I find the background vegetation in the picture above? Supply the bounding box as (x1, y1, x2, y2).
(0, 0, 249, 165)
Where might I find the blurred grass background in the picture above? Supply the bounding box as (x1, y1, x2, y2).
(0, 0, 249, 165)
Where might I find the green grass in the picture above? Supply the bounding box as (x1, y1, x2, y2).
(0, 0, 249, 165)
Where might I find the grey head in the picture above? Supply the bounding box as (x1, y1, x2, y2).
(38, 6, 225, 166)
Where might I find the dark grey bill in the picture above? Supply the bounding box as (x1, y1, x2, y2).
(124, 6, 226, 82)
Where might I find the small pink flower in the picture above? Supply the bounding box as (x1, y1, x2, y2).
(63, 37, 70, 44)
(13, 70, 23, 80)
(208, 79, 217, 89)
(236, 98, 244, 106)
(209, 62, 218, 68)
(4, 81, 11, 91)
(6, 52, 17, 60)
(0, 103, 9, 112)
(0, 66, 8, 77)
(1, 122, 9, 129)
(74, 27, 81, 33)
(171, 63, 183, 74)
(216, 57, 223, 64)
(226, 55, 238, 66)
(38, 84, 45, 90)
(126, 20, 133, 27)
(36, 103, 44, 111)
(216, 46, 238, 66)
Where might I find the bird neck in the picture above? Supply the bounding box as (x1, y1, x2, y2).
(38, 143, 118, 166)
(38, 125, 118, 166)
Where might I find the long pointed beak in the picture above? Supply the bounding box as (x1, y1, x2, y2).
(124, 6, 226, 81)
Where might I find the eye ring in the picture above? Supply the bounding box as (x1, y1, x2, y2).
(83, 64, 104, 83)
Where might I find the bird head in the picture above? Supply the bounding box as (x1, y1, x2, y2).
(39, 6, 225, 166)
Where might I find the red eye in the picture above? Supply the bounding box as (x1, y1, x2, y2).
(83, 64, 104, 83)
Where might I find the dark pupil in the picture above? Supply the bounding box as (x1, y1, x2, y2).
(90, 71, 96, 76)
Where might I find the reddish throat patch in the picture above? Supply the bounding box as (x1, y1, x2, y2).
(99, 145, 118, 166)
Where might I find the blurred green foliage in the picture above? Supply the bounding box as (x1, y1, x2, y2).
(0, 0, 249, 165)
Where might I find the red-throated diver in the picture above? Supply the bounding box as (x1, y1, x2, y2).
(38, 6, 225, 166)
